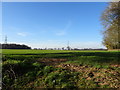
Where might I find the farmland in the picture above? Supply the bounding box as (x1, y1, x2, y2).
(2, 49, 120, 89)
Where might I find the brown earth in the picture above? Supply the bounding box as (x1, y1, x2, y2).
(36, 58, 67, 66)
(55, 63, 120, 88)
(36, 58, 120, 88)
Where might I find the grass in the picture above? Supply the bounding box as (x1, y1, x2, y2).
(2, 49, 120, 89)
(2, 49, 113, 54)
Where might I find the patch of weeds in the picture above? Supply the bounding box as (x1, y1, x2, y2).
(96, 76, 101, 79)
(14, 76, 34, 88)
(2, 74, 14, 88)
(44, 72, 59, 87)
(43, 66, 56, 76)
(94, 64, 102, 68)
(61, 82, 75, 88)
(101, 85, 110, 88)
(43, 66, 54, 75)
(44, 69, 79, 88)
(36, 70, 43, 76)
(32, 62, 41, 67)
(3, 59, 22, 65)
(103, 65, 110, 69)
(32, 62, 45, 70)
(85, 80, 100, 88)
(77, 78, 86, 88)
(78, 77, 99, 88)
(113, 67, 120, 71)
(25, 71, 36, 77)
(34, 78, 46, 87)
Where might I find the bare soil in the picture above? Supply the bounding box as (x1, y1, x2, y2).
(56, 63, 120, 88)
(36, 58, 120, 88)
(36, 58, 67, 66)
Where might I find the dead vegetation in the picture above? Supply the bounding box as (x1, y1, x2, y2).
(35, 58, 120, 88)
(56, 63, 120, 88)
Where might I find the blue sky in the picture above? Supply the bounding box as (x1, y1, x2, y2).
(2, 2, 108, 49)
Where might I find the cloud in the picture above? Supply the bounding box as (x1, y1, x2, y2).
(64, 20, 72, 30)
(71, 41, 106, 49)
(55, 20, 72, 36)
(17, 32, 27, 37)
(56, 31, 66, 36)
(28, 41, 106, 49)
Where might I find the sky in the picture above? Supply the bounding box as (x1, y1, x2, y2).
(2, 2, 108, 49)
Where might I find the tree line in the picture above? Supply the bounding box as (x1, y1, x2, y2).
(0, 43, 31, 49)
(101, 1, 120, 49)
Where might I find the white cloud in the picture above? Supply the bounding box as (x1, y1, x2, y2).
(4, 40, 106, 49)
(64, 20, 72, 31)
(55, 20, 72, 36)
(70, 41, 106, 49)
(28, 40, 106, 49)
(56, 31, 66, 36)
(17, 32, 27, 37)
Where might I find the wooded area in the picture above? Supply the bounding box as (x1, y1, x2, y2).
(0, 44, 31, 49)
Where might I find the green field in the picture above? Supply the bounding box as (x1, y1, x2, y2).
(2, 49, 112, 54)
(2, 49, 120, 89)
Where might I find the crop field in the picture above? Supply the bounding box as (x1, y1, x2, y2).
(1, 49, 120, 89)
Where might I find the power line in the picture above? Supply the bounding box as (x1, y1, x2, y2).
(67, 41, 70, 50)
(67, 41, 69, 47)
(5, 35, 7, 44)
